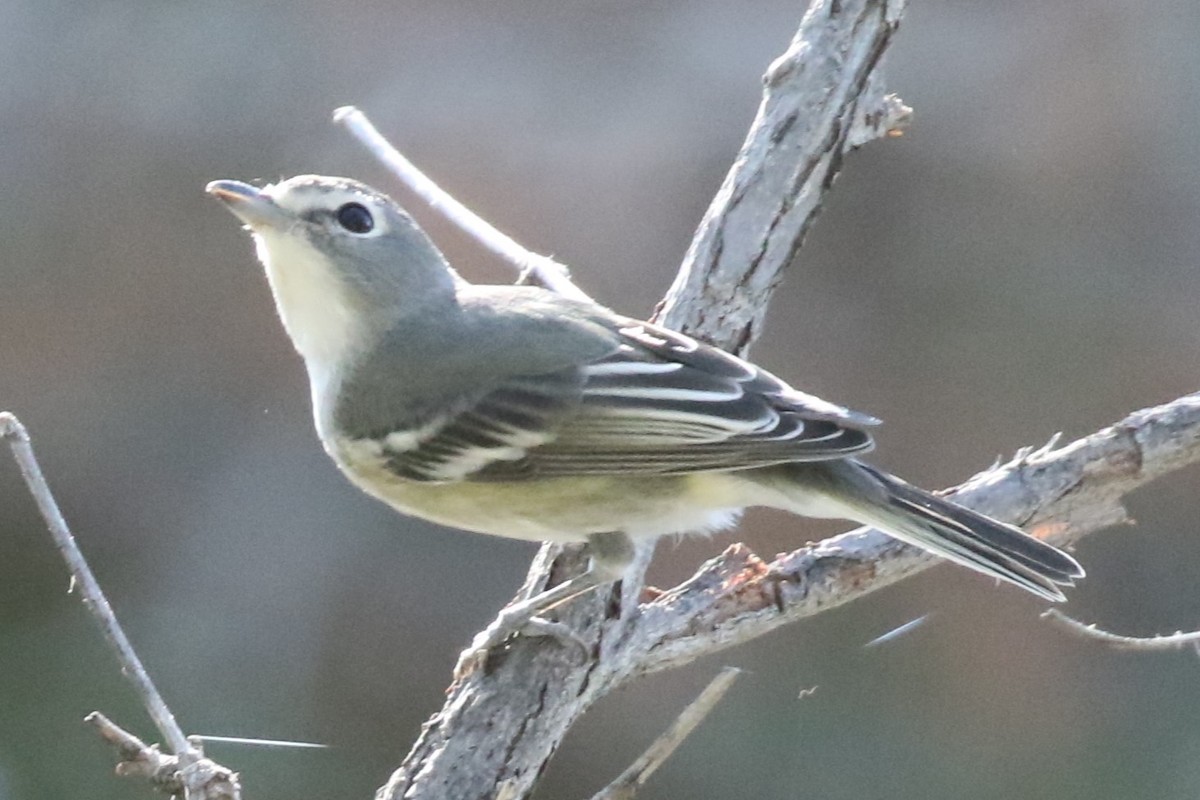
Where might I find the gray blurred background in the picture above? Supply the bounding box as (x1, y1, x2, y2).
(1, 1, 1199, 798)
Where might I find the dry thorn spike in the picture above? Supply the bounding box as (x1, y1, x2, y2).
(863, 613, 934, 649)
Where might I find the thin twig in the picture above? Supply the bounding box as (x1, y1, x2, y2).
(1041, 609, 1200, 652)
(589, 667, 741, 800)
(86, 713, 243, 800)
(87, 712, 184, 789)
(333, 105, 593, 303)
(0, 413, 191, 757)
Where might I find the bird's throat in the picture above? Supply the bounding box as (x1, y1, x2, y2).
(253, 230, 367, 369)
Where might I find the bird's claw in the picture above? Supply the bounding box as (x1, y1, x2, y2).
(452, 612, 590, 681)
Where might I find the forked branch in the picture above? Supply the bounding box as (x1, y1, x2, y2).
(2, 413, 241, 799)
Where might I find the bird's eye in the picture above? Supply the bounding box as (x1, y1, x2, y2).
(335, 202, 374, 234)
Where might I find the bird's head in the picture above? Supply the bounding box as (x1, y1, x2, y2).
(207, 175, 460, 367)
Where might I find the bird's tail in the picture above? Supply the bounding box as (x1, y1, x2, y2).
(789, 460, 1084, 601)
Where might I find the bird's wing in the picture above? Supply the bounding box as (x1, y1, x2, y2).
(380, 316, 878, 483)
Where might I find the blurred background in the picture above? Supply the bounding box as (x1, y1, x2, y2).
(1, 1, 1199, 798)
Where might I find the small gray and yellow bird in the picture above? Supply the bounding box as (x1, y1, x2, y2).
(206, 175, 1083, 653)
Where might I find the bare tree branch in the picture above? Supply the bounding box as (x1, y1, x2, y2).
(0, 413, 192, 757)
(588, 667, 741, 800)
(331, 1, 1200, 797)
(2, 413, 242, 798)
(1042, 609, 1200, 653)
(625, 392, 1200, 677)
(655, 0, 910, 351)
(334, 105, 592, 303)
(377, 2, 917, 799)
(19, 1, 1193, 797)
(86, 713, 242, 800)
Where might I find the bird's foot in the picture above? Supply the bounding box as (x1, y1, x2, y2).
(453, 609, 590, 681)
(451, 557, 617, 681)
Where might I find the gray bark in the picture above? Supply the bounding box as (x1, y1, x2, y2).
(375, 1, 1200, 799)
(380, 2, 913, 798)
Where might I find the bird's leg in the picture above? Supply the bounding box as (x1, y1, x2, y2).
(454, 532, 634, 679)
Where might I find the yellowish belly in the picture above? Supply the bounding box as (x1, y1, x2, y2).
(334, 449, 747, 543)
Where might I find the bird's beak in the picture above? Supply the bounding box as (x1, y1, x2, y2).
(205, 180, 292, 230)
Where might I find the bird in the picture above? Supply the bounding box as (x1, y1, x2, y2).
(206, 174, 1084, 663)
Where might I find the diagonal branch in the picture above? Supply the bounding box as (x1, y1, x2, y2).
(86, 713, 241, 800)
(588, 667, 741, 800)
(353, 1, 1200, 799)
(655, 0, 910, 352)
(3, 412, 243, 799)
(334, 105, 592, 303)
(377, 2, 915, 799)
(0, 413, 191, 758)
(624, 392, 1200, 677)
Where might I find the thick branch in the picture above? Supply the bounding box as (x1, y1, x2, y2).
(363, 0, 1196, 796)
(656, 0, 909, 352)
(378, 2, 912, 799)
(625, 392, 1200, 677)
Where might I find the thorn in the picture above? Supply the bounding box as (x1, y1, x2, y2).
(863, 613, 934, 648)
(189, 734, 329, 750)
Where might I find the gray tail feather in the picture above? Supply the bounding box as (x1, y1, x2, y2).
(832, 462, 1085, 602)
